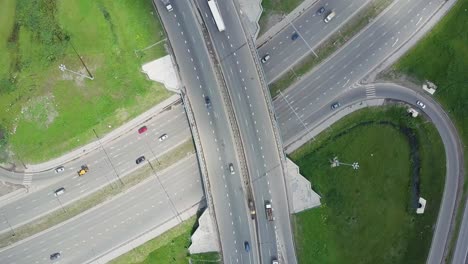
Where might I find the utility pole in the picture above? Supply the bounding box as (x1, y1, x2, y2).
(93, 129, 124, 185)
(55, 196, 66, 213)
(1, 211, 15, 237)
(147, 160, 181, 222)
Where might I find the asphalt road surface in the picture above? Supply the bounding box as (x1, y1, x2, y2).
(258, 0, 371, 83)
(0, 155, 203, 264)
(272, 0, 448, 148)
(0, 104, 191, 235)
(154, 0, 257, 263)
(453, 197, 468, 264)
(196, 0, 298, 262)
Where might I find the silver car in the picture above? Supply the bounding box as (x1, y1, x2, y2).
(54, 187, 66, 197)
(158, 133, 168, 142)
(55, 166, 65, 173)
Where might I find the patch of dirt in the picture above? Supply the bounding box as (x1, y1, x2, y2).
(376, 67, 423, 91)
(114, 108, 130, 123)
(0, 180, 23, 196)
(20, 94, 58, 129)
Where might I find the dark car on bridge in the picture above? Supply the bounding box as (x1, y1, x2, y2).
(291, 32, 299, 41)
(244, 241, 250, 252)
(205, 96, 212, 108)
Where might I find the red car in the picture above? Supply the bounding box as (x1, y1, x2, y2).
(138, 126, 148, 134)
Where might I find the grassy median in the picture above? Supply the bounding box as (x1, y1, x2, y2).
(291, 106, 445, 264)
(0, 0, 170, 163)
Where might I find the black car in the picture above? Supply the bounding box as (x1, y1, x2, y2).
(50, 252, 61, 260)
(331, 102, 341, 110)
(291, 32, 299, 40)
(205, 96, 212, 108)
(244, 241, 250, 252)
(317, 6, 325, 15)
(136, 156, 146, 165)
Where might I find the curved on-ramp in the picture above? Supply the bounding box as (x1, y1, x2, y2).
(288, 83, 464, 264)
(342, 83, 463, 264)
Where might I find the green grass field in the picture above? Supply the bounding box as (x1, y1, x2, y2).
(396, 0, 467, 146)
(110, 215, 221, 264)
(291, 106, 445, 264)
(0, 0, 170, 163)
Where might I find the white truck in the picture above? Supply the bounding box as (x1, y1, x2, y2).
(161, 0, 173, 12)
(265, 201, 273, 221)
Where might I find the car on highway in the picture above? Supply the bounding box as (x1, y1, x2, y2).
(324, 11, 336, 23)
(54, 187, 66, 197)
(138, 126, 148, 134)
(136, 156, 146, 165)
(50, 252, 61, 260)
(158, 133, 169, 142)
(291, 32, 299, 41)
(228, 163, 235, 174)
(205, 96, 212, 108)
(244, 241, 250, 252)
(55, 166, 65, 173)
(77, 165, 89, 176)
(331, 102, 341, 110)
(272, 259, 279, 264)
(261, 54, 270, 64)
(316, 6, 325, 15)
(416, 100, 426, 109)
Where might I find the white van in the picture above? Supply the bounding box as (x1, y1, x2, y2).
(324, 11, 336, 23)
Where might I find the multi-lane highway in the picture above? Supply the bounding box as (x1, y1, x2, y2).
(0, 0, 464, 263)
(196, 0, 297, 262)
(263, 0, 460, 262)
(272, 0, 449, 147)
(0, 155, 203, 264)
(154, 0, 257, 263)
(0, 103, 191, 234)
(258, 0, 371, 83)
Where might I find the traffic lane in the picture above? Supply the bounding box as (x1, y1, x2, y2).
(274, 0, 441, 117)
(195, 0, 247, 60)
(204, 0, 297, 260)
(0, 156, 203, 264)
(274, 0, 445, 142)
(453, 198, 468, 264)
(229, 45, 297, 263)
(0, 103, 189, 186)
(216, 41, 279, 262)
(193, 0, 264, 260)
(0, 117, 191, 233)
(260, 0, 371, 82)
(156, 0, 253, 261)
(374, 84, 461, 264)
